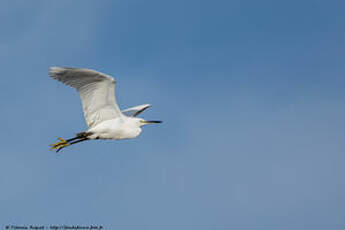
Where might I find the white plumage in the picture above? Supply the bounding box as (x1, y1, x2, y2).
(50, 67, 121, 127)
(49, 67, 161, 152)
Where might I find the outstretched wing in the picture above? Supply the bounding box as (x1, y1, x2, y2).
(121, 104, 151, 117)
(49, 67, 122, 128)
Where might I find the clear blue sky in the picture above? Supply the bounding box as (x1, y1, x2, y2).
(1, 0, 345, 229)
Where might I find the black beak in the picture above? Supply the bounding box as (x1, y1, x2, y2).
(144, 120, 163, 124)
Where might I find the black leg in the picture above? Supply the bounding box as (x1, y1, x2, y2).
(69, 138, 88, 145)
(56, 138, 88, 153)
(66, 132, 90, 142)
(50, 132, 92, 152)
(66, 136, 80, 142)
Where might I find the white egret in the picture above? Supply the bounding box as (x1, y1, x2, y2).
(49, 67, 162, 153)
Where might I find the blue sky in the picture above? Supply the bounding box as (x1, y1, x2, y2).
(1, 0, 345, 229)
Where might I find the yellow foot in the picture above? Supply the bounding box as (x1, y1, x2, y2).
(49, 137, 70, 150)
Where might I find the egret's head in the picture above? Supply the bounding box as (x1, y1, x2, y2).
(136, 118, 162, 127)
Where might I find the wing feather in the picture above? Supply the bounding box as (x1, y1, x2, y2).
(49, 67, 122, 127)
(121, 104, 151, 117)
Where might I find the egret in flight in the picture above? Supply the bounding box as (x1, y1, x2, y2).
(49, 67, 162, 152)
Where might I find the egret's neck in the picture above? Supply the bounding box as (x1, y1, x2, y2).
(122, 118, 142, 138)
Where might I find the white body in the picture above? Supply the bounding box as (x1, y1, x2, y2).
(88, 117, 142, 140)
(49, 67, 159, 141)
